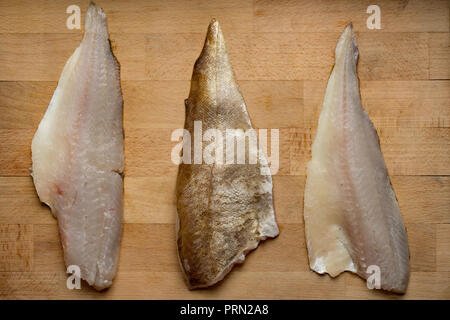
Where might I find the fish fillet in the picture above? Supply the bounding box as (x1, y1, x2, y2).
(31, 3, 123, 290)
(303, 24, 410, 293)
(176, 19, 279, 289)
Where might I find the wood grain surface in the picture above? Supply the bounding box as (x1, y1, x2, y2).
(0, 0, 449, 299)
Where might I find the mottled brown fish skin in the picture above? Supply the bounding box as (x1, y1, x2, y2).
(176, 19, 279, 289)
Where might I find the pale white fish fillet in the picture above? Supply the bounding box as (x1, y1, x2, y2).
(31, 3, 123, 290)
(303, 24, 410, 293)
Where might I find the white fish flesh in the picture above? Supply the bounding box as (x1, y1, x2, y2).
(31, 3, 123, 290)
(303, 24, 410, 293)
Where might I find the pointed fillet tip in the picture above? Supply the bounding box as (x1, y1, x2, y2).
(207, 18, 219, 34)
(209, 17, 218, 26)
(194, 18, 232, 75)
(344, 22, 355, 37)
(195, 18, 224, 61)
(336, 22, 358, 61)
(85, 2, 108, 35)
(204, 18, 224, 46)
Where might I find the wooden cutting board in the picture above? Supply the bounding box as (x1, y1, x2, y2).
(0, 0, 448, 299)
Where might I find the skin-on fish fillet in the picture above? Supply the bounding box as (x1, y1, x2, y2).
(176, 19, 279, 289)
(31, 3, 123, 290)
(303, 24, 410, 293)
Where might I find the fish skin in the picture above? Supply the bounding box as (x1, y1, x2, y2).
(176, 19, 279, 289)
(31, 2, 123, 290)
(303, 24, 410, 293)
